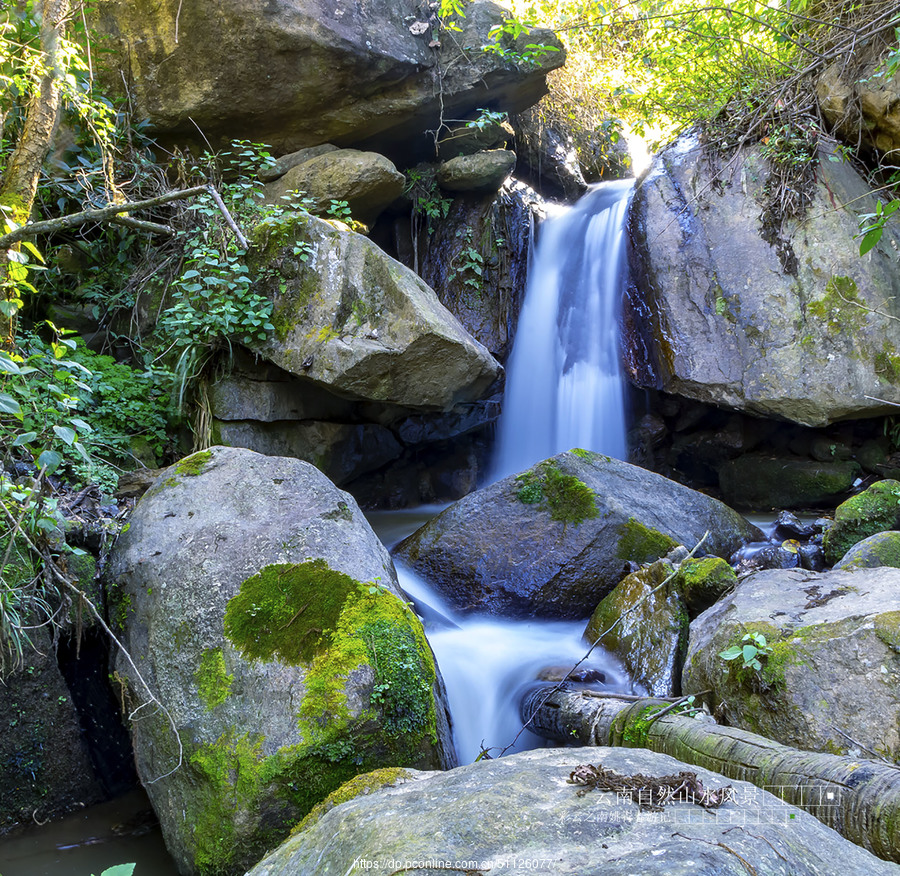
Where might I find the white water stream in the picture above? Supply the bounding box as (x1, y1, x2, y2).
(369, 511, 633, 766)
(491, 180, 634, 479)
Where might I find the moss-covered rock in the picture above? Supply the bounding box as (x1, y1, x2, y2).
(107, 446, 454, 876)
(673, 556, 737, 617)
(717, 453, 860, 510)
(823, 479, 900, 565)
(395, 451, 761, 618)
(834, 530, 900, 570)
(684, 567, 900, 758)
(584, 559, 687, 697)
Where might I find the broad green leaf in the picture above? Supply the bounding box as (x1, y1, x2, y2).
(53, 424, 77, 445)
(0, 352, 21, 374)
(0, 392, 22, 416)
(37, 449, 63, 473)
(11, 431, 37, 446)
(742, 644, 757, 664)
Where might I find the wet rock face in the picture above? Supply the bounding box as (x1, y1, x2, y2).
(245, 747, 900, 876)
(684, 566, 900, 759)
(395, 450, 761, 618)
(94, 0, 563, 160)
(627, 134, 900, 427)
(107, 446, 454, 876)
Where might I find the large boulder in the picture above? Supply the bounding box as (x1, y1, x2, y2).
(394, 451, 762, 618)
(436, 149, 517, 193)
(684, 567, 900, 758)
(627, 134, 900, 426)
(248, 212, 501, 411)
(107, 446, 454, 876)
(245, 747, 900, 876)
(93, 0, 563, 158)
(263, 149, 405, 226)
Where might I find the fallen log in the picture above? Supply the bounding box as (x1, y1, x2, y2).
(521, 685, 900, 863)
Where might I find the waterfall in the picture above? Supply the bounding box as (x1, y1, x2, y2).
(491, 180, 634, 479)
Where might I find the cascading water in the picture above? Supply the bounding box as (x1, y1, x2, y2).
(492, 179, 634, 479)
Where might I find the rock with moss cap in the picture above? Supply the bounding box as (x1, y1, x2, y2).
(834, 530, 900, 571)
(107, 446, 454, 876)
(394, 451, 761, 618)
(244, 747, 900, 876)
(823, 480, 900, 565)
(673, 556, 737, 616)
(684, 567, 900, 758)
(584, 559, 687, 697)
(247, 212, 501, 411)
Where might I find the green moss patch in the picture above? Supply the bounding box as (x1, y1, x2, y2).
(292, 766, 413, 836)
(224, 560, 358, 665)
(175, 449, 213, 476)
(195, 648, 234, 711)
(674, 556, 736, 615)
(808, 275, 866, 336)
(616, 518, 678, 563)
(514, 460, 598, 525)
(823, 479, 900, 565)
(875, 611, 900, 651)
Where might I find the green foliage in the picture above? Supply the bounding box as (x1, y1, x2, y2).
(448, 227, 484, 294)
(858, 198, 900, 256)
(195, 647, 234, 711)
(404, 167, 452, 234)
(466, 108, 508, 130)
(95, 866, 136, 876)
(719, 631, 774, 672)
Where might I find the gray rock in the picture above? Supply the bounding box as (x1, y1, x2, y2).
(628, 134, 900, 426)
(248, 212, 501, 411)
(834, 530, 900, 570)
(264, 148, 405, 226)
(245, 747, 900, 876)
(213, 419, 402, 486)
(93, 1, 563, 158)
(822, 479, 900, 564)
(437, 149, 517, 193)
(258, 144, 339, 182)
(584, 559, 686, 697)
(395, 450, 762, 618)
(107, 446, 454, 876)
(684, 567, 900, 758)
(436, 120, 512, 160)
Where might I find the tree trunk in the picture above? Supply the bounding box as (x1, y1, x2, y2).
(521, 685, 900, 863)
(0, 0, 70, 211)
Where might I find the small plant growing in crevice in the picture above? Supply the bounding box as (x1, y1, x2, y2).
(719, 631, 773, 673)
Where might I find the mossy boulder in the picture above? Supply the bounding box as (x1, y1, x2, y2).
(263, 148, 405, 225)
(584, 559, 688, 697)
(673, 556, 737, 617)
(718, 453, 861, 510)
(834, 530, 900, 570)
(684, 567, 900, 758)
(244, 747, 900, 876)
(394, 451, 761, 618)
(247, 212, 501, 411)
(823, 479, 900, 565)
(107, 446, 454, 876)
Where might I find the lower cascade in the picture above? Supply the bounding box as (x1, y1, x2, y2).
(491, 180, 634, 480)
